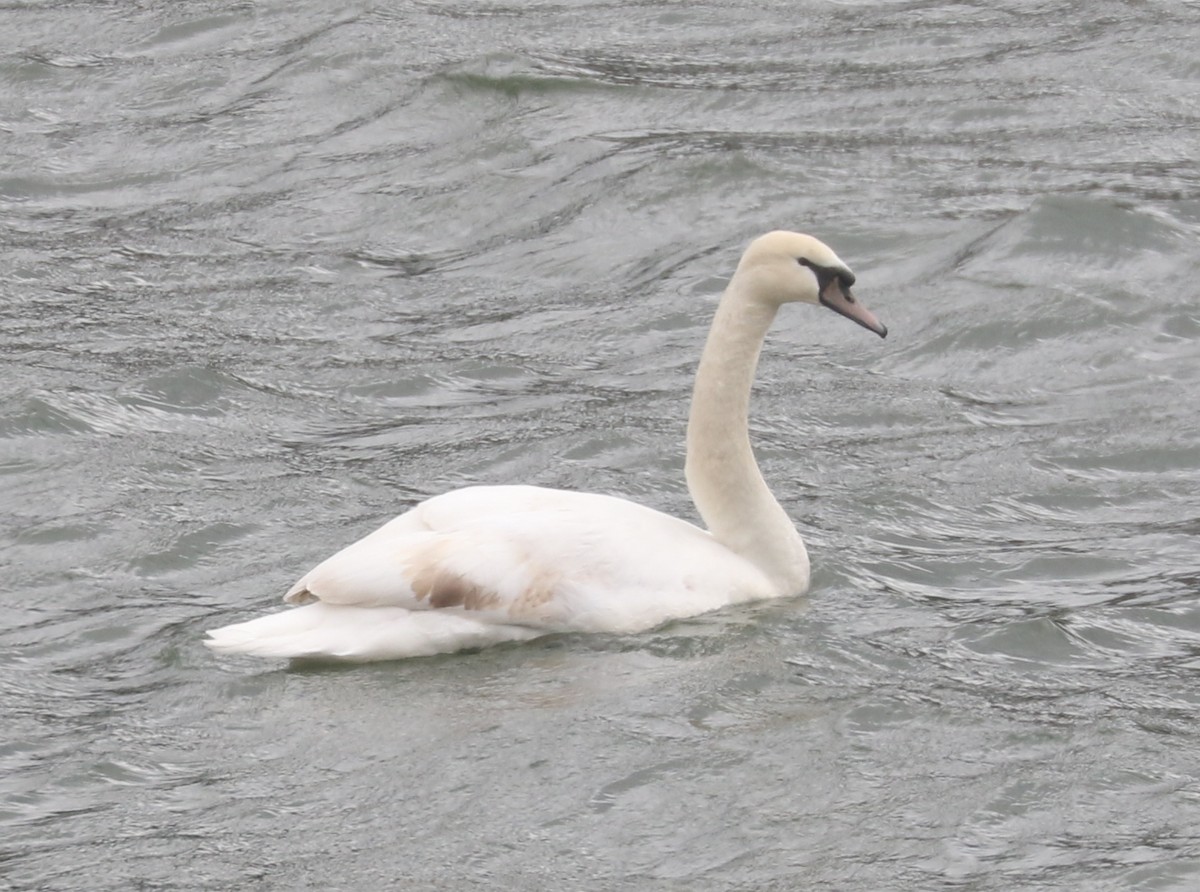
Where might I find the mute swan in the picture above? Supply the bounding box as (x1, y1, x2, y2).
(205, 231, 886, 662)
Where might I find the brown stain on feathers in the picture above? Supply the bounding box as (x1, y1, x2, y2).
(412, 564, 504, 611)
(408, 540, 560, 619)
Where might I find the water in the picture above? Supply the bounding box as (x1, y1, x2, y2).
(2, 0, 1199, 888)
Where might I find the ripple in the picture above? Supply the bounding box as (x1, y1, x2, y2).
(3, 1, 1200, 890)
(0, 367, 256, 440)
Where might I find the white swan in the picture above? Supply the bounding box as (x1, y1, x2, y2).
(204, 231, 887, 662)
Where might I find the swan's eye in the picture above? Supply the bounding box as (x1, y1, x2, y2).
(797, 257, 847, 293)
(796, 257, 827, 285)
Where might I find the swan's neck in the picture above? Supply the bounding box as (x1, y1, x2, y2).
(685, 276, 809, 594)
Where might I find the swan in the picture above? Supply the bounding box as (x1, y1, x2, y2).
(204, 231, 887, 662)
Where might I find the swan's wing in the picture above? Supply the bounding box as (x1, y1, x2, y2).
(283, 485, 773, 634)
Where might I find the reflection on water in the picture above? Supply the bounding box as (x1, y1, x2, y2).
(2, 0, 1199, 889)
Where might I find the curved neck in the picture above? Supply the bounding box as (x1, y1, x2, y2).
(684, 277, 809, 594)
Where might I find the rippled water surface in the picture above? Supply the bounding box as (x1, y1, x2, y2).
(3, 1, 1199, 889)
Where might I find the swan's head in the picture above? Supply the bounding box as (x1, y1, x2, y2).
(734, 230, 887, 337)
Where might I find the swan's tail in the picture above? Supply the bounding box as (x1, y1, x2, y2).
(204, 602, 542, 662)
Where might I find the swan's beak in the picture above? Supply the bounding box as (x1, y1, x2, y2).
(819, 278, 887, 338)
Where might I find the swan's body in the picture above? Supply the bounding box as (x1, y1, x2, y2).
(205, 231, 886, 662)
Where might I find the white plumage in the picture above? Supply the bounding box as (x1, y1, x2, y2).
(205, 231, 887, 662)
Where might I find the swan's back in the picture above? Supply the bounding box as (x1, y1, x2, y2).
(205, 485, 776, 661)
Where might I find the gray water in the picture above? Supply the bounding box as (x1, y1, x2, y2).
(3, 1, 1199, 889)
